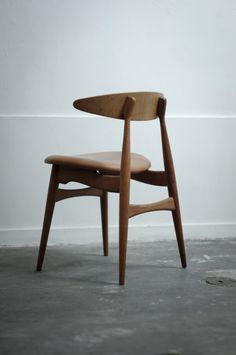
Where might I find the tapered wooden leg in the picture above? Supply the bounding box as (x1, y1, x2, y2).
(118, 112, 132, 285)
(119, 185, 130, 285)
(100, 191, 108, 256)
(159, 105, 187, 269)
(36, 165, 58, 271)
(119, 201, 129, 285)
(170, 184, 187, 268)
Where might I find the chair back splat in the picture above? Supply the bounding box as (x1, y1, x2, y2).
(73, 92, 164, 121)
(36, 91, 187, 285)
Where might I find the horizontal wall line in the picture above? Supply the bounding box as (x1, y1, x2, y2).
(0, 223, 235, 247)
(0, 114, 236, 120)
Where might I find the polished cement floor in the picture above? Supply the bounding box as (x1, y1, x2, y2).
(0, 239, 236, 355)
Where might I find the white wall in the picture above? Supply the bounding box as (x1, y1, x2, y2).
(1, 0, 236, 246)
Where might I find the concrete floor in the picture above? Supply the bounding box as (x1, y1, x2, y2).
(0, 239, 236, 355)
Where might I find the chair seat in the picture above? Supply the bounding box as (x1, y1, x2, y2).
(45, 151, 151, 174)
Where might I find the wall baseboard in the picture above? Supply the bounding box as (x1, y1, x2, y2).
(0, 223, 235, 247)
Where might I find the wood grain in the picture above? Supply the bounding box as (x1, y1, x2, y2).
(56, 187, 103, 202)
(119, 96, 134, 285)
(57, 167, 120, 193)
(131, 170, 167, 186)
(73, 92, 163, 121)
(129, 197, 175, 218)
(36, 165, 58, 271)
(100, 191, 108, 256)
(159, 97, 187, 268)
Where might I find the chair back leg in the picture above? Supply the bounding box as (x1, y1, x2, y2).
(159, 109, 187, 268)
(168, 183, 187, 268)
(36, 165, 58, 271)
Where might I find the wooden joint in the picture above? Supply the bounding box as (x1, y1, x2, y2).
(57, 167, 120, 192)
(157, 97, 167, 119)
(128, 197, 175, 218)
(122, 96, 136, 120)
(131, 170, 168, 186)
(56, 187, 103, 202)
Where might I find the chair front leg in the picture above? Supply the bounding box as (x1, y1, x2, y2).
(119, 185, 130, 285)
(100, 191, 108, 256)
(36, 165, 59, 271)
(118, 100, 133, 285)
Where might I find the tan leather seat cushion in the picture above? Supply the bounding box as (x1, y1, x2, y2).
(45, 151, 151, 174)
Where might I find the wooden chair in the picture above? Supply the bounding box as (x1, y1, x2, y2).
(36, 92, 186, 285)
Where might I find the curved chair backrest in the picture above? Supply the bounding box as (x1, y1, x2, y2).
(73, 92, 165, 121)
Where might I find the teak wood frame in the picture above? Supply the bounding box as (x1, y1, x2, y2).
(36, 93, 186, 285)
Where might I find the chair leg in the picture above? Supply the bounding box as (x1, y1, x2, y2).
(159, 112, 187, 269)
(100, 191, 108, 256)
(36, 165, 58, 271)
(119, 191, 130, 285)
(169, 182, 187, 268)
